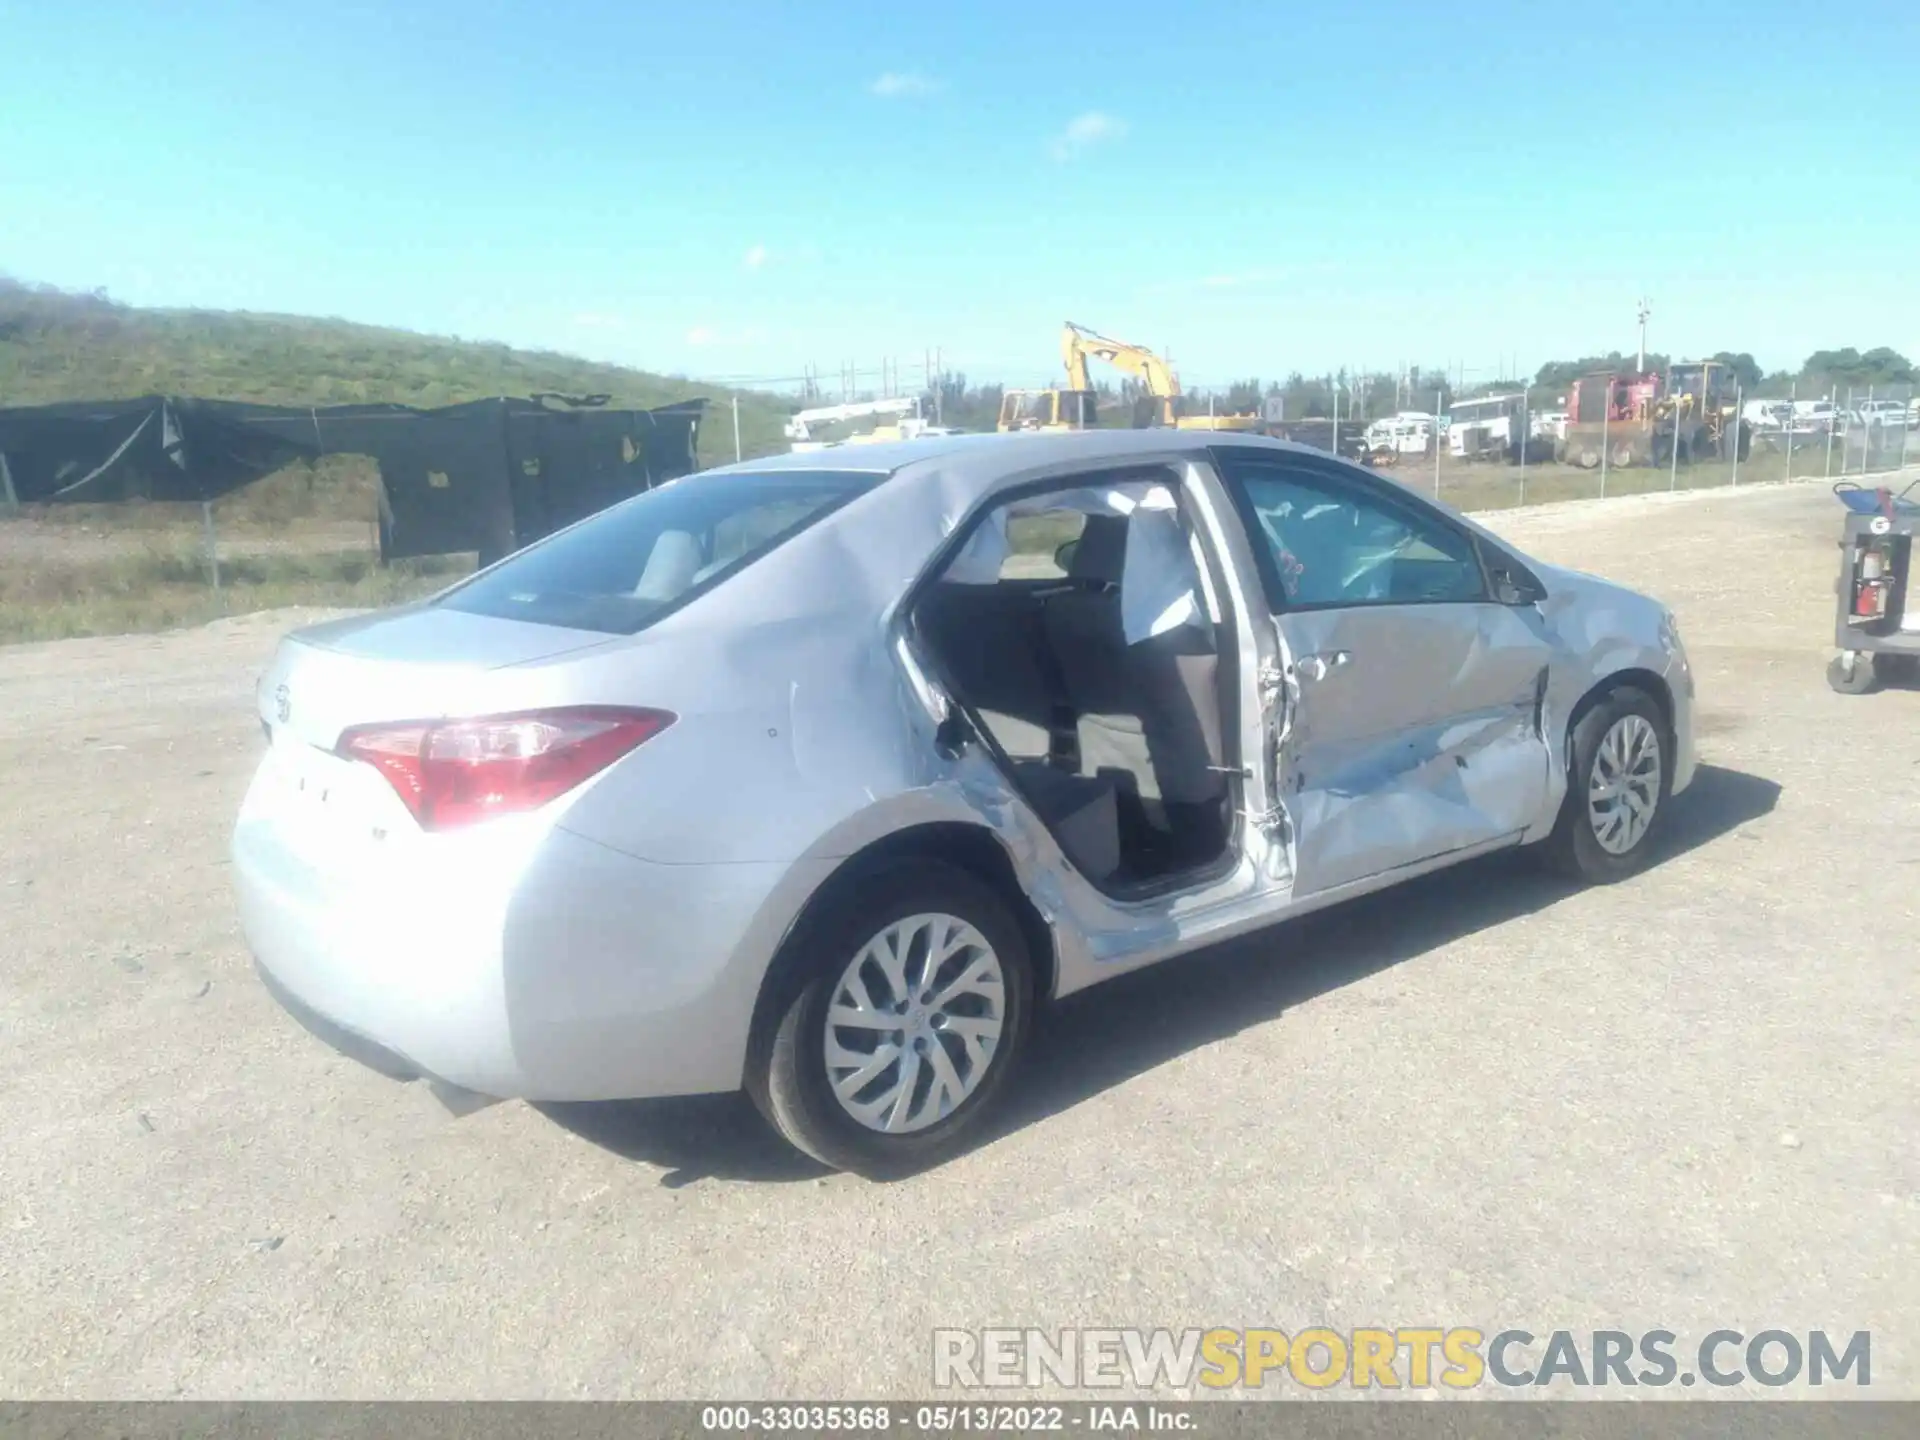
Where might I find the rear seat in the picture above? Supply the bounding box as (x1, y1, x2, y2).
(1042, 515, 1226, 812)
(1041, 517, 1157, 793)
(917, 580, 1123, 882)
(915, 581, 1063, 762)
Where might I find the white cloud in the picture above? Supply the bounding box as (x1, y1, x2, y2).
(870, 71, 940, 98)
(1049, 111, 1127, 161)
(743, 244, 768, 270)
(686, 326, 716, 346)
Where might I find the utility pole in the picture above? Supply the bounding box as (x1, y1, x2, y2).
(1636, 297, 1651, 372)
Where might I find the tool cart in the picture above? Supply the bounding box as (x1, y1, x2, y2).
(1828, 479, 1920, 694)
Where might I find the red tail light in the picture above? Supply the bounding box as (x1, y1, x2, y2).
(337, 707, 674, 831)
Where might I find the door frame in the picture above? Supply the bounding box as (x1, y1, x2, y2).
(1203, 443, 1557, 895)
(899, 458, 1256, 903)
(1203, 443, 1548, 615)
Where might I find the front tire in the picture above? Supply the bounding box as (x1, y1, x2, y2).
(750, 861, 1034, 1178)
(1544, 687, 1671, 883)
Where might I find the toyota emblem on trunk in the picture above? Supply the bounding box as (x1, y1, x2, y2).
(274, 684, 292, 724)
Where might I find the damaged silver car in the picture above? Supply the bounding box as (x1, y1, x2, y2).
(234, 430, 1696, 1176)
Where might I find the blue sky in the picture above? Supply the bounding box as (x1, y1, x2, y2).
(2, 0, 1913, 393)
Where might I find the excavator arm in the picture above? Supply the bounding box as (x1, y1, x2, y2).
(1062, 321, 1183, 402)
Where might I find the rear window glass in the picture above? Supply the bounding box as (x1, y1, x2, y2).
(439, 469, 878, 633)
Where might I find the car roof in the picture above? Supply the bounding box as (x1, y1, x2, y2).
(702, 428, 1327, 502)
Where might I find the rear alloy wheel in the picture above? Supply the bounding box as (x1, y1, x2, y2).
(1544, 687, 1671, 883)
(751, 861, 1033, 1177)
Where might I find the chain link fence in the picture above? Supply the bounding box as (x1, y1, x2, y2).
(1246, 377, 1920, 516)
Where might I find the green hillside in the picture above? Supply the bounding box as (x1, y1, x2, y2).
(0, 279, 794, 466)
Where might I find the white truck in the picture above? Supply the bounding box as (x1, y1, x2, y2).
(1447, 394, 1527, 460)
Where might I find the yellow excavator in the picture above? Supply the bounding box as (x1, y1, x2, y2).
(996, 322, 1263, 433)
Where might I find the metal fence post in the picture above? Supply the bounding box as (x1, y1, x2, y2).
(1669, 398, 1681, 493)
(1433, 389, 1442, 498)
(201, 500, 223, 603)
(1864, 384, 1875, 474)
(1731, 383, 1741, 487)
(1825, 389, 1837, 478)
(731, 395, 742, 462)
(0, 452, 18, 515)
(1785, 380, 1796, 481)
(1843, 386, 1854, 475)
(1600, 399, 1610, 500)
(1518, 384, 1528, 507)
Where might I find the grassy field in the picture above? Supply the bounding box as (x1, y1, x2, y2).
(0, 538, 470, 645)
(0, 280, 797, 468)
(0, 282, 802, 642)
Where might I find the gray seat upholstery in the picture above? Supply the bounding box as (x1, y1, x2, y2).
(1008, 762, 1120, 883)
(1042, 515, 1228, 816)
(1042, 517, 1158, 794)
(917, 581, 1063, 762)
(634, 530, 703, 602)
(1129, 628, 1227, 805)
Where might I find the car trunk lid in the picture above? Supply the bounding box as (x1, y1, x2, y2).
(255, 605, 613, 753)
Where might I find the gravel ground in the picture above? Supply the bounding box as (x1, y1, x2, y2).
(1, 478, 1914, 1401)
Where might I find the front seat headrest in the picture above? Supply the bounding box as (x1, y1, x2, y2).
(633, 529, 703, 601)
(1070, 514, 1129, 585)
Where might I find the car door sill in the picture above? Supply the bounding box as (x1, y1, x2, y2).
(1286, 830, 1529, 918)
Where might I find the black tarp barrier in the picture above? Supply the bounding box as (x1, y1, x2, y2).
(0, 394, 705, 563)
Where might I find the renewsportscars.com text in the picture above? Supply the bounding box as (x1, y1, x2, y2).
(932, 1327, 1871, 1391)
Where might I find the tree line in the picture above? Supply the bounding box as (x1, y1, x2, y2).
(922, 345, 1915, 429)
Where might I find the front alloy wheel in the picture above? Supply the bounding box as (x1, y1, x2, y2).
(1587, 713, 1662, 855)
(1545, 686, 1672, 883)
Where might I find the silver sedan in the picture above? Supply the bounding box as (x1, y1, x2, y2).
(234, 430, 1695, 1175)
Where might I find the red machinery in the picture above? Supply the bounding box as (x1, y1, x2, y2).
(1560, 372, 1660, 469)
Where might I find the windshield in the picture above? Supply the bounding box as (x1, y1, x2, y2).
(438, 468, 878, 634)
(1669, 366, 1706, 397)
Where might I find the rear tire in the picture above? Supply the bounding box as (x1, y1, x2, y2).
(748, 860, 1034, 1179)
(1543, 687, 1672, 884)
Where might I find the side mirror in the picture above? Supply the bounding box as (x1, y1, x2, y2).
(934, 709, 973, 761)
(1054, 539, 1080, 574)
(1492, 567, 1545, 606)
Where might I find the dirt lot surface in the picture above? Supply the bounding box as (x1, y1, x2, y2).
(2, 479, 1915, 1400)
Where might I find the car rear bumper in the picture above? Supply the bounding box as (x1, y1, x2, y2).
(233, 748, 809, 1101)
(252, 955, 430, 1084)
